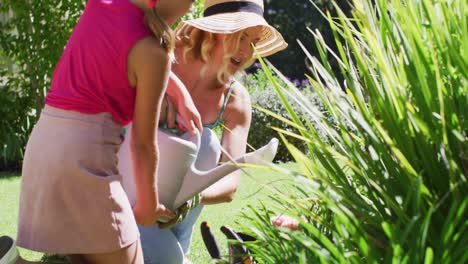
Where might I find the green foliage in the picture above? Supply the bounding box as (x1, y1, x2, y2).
(243, 68, 327, 162)
(177, 0, 205, 24)
(0, 0, 85, 169)
(239, 0, 468, 262)
(263, 0, 352, 79)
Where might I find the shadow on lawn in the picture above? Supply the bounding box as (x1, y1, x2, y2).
(41, 255, 69, 263)
(0, 171, 21, 179)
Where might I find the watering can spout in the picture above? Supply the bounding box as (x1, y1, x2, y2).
(173, 137, 279, 209)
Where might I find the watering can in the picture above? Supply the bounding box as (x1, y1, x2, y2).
(117, 125, 278, 214)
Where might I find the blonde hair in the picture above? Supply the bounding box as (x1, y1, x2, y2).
(145, 7, 175, 55)
(176, 25, 255, 83)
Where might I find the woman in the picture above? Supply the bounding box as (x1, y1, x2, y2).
(0, 0, 199, 263)
(132, 0, 287, 263)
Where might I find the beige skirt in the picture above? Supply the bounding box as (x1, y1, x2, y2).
(17, 105, 139, 254)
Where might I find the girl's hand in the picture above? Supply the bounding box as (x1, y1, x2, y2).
(133, 202, 176, 226)
(158, 193, 201, 229)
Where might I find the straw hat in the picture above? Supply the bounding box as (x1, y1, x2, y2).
(177, 0, 288, 57)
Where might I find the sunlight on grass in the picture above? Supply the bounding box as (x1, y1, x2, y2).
(0, 173, 43, 261)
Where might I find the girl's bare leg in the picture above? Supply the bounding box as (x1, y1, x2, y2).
(76, 240, 143, 264)
(2, 236, 141, 264)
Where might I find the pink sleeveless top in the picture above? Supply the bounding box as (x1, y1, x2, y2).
(46, 0, 152, 126)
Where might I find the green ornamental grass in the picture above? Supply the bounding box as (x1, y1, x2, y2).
(238, 0, 467, 263)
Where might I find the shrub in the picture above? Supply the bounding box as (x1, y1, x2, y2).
(242, 68, 326, 162)
(0, 0, 85, 170)
(238, 0, 468, 262)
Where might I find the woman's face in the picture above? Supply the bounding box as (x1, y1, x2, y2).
(230, 26, 262, 72)
(156, 0, 194, 26)
(212, 26, 263, 74)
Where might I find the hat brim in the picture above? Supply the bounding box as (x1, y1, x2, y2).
(177, 12, 288, 57)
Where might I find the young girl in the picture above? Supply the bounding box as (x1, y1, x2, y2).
(0, 0, 199, 263)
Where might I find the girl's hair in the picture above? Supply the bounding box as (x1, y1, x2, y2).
(176, 25, 256, 83)
(144, 7, 175, 55)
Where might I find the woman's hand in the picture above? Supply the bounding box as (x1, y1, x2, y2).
(165, 72, 202, 135)
(160, 96, 184, 132)
(271, 215, 307, 230)
(133, 202, 176, 226)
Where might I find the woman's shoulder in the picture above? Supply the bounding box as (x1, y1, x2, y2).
(230, 79, 250, 101)
(223, 79, 252, 124)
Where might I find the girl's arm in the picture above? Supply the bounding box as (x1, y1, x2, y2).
(126, 37, 175, 226)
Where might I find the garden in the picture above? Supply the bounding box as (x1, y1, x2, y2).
(1, 0, 467, 263)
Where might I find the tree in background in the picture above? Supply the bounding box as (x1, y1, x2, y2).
(261, 0, 352, 79)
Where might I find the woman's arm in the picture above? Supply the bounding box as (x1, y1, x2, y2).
(201, 83, 252, 204)
(127, 37, 175, 226)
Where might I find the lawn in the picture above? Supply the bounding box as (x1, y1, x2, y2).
(0, 165, 295, 263)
